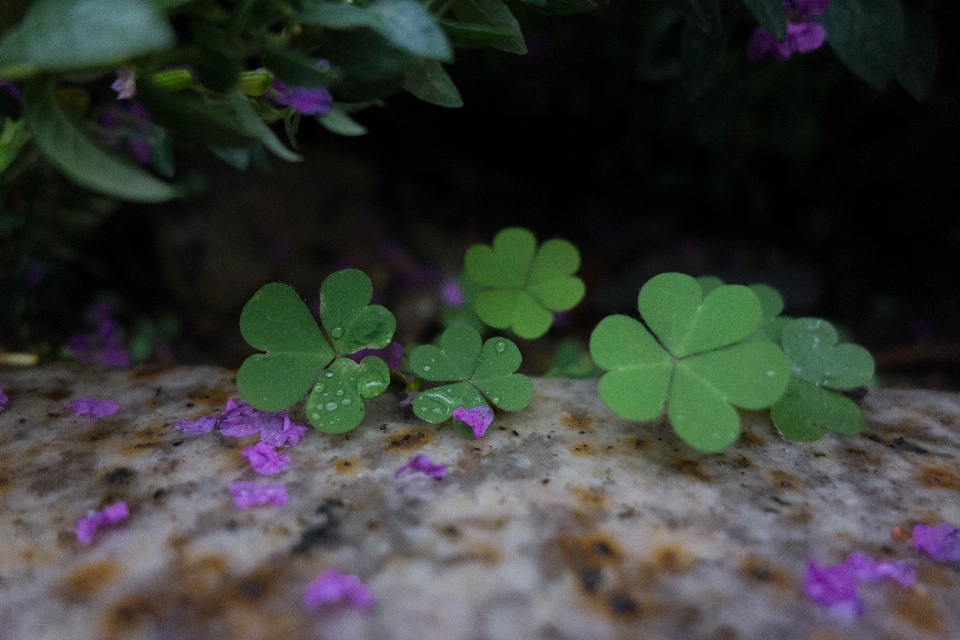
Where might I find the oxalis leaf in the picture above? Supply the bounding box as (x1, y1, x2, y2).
(237, 269, 395, 434)
(409, 325, 533, 438)
(465, 227, 585, 339)
(590, 273, 790, 452)
(770, 317, 874, 441)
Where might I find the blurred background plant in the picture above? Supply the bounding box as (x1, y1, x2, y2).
(1, 0, 957, 387)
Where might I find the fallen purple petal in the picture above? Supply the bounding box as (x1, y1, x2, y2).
(76, 501, 129, 544)
(803, 558, 863, 620)
(843, 551, 915, 587)
(0, 385, 8, 412)
(229, 481, 288, 508)
(66, 397, 120, 418)
(452, 405, 494, 438)
(304, 568, 375, 610)
(395, 454, 446, 479)
(112, 67, 136, 99)
(913, 523, 960, 562)
(242, 442, 290, 475)
(175, 414, 219, 435)
(260, 413, 308, 447)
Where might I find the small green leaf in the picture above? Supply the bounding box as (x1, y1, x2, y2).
(681, 341, 790, 409)
(438, 19, 519, 50)
(305, 356, 389, 433)
(401, 59, 463, 108)
(824, 0, 905, 90)
(237, 283, 336, 411)
(771, 376, 865, 440)
(543, 338, 602, 379)
(22, 79, 183, 203)
(137, 81, 256, 149)
(0, 118, 30, 175)
(473, 336, 532, 410)
(748, 283, 788, 343)
(448, 0, 527, 54)
(319, 268, 396, 355)
(740, 0, 786, 40)
(668, 364, 742, 452)
(414, 380, 485, 424)
(410, 323, 481, 381)
(465, 227, 585, 339)
(0, 0, 174, 78)
(228, 90, 302, 162)
(780, 317, 874, 390)
(317, 106, 368, 136)
(263, 45, 342, 88)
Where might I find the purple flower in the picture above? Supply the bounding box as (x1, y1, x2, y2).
(345, 341, 404, 371)
(394, 454, 446, 479)
(441, 279, 465, 307)
(66, 397, 120, 418)
(452, 405, 494, 438)
(746, 0, 830, 62)
(229, 481, 288, 508)
(67, 299, 131, 367)
(96, 100, 153, 166)
(174, 398, 308, 446)
(268, 78, 332, 116)
(112, 67, 137, 99)
(804, 551, 915, 619)
(76, 501, 129, 544)
(913, 523, 960, 562)
(0, 385, 8, 412)
(304, 568, 375, 610)
(242, 442, 291, 475)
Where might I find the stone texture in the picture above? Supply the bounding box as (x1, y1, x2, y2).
(1, 364, 959, 640)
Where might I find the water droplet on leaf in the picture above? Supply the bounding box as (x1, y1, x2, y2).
(315, 384, 325, 393)
(493, 397, 500, 404)
(325, 402, 338, 411)
(423, 365, 431, 371)
(495, 341, 506, 353)
(341, 398, 352, 405)
(325, 371, 333, 378)
(335, 389, 344, 396)
(331, 326, 345, 338)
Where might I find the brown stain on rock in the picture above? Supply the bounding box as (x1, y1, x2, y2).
(570, 442, 594, 456)
(127, 363, 179, 380)
(919, 466, 960, 489)
(918, 565, 955, 587)
(895, 589, 944, 635)
(386, 428, 432, 451)
(740, 555, 793, 588)
(737, 429, 764, 447)
(653, 544, 697, 574)
(560, 412, 592, 430)
(0, 463, 11, 497)
(572, 485, 607, 510)
(187, 386, 234, 409)
(181, 555, 230, 600)
(334, 457, 360, 474)
(102, 595, 154, 638)
(770, 470, 802, 492)
(674, 459, 711, 482)
(65, 559, 121, 597)
(41, 386, 73, 401)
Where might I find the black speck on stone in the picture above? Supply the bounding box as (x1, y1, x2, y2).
(512, 430, 519, 436)
(579, 568, 602, 593)
(608, 592, 638, 615)
(106, 467, 135, 484)
(172, 440, 184, 447)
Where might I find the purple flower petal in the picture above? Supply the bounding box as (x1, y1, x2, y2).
(913, 523, 960, 562)
(76, 501, 129, 544)
(269, 78, 333, 116)
(175, 414, 219, 435)
(229, 481, 288, 508)
(793, 0, 830, 18)
(0, 385, 8, 412)
(242, 442, 290, 475)
(843, 551, 915, 587)
(66, 397, 120, 418)
(441, 279, 465, 307)
(304, 568, 375, 610)
(786, 21, 826, 54)
(112, 67, 137, 99)
(452, 405, 494, 438)
(803, 558, 863, 620)
(395, 454, 446, 479)
(260, 413, 309, 447)
(219, 398, 266, 437)
(345, 341, 404, 371)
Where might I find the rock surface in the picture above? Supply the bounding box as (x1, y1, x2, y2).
(1, 365, 959, 640)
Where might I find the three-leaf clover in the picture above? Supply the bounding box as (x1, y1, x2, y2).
(237, 269, 396, 433)
(408, 325, 533, 438)
(589, 272, 790, 452)
(769, 317, 874, 441)
(464, 227, 585, 339)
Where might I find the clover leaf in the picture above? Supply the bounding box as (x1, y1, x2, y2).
(237, 269, 395, 434)
(769, 317, 874, 441)
(408, 325, 533, 437)
(464, 227, 585, 339)
(590, 273, 790, 452)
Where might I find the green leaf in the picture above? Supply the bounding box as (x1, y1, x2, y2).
(228, 90, 303, 162)
(319, 268, 396, 355)
(0, 118, 30, 175)
(680, 22, 728, 102)
(448, 0, 526, 54)
(401, 59, 463, 108)
(747, 283, 788, 343)
(237, 282, 336, 411)
(681, 341, 790, 409)
(770, 376, 865, 441)
(136, 81, 256, 149)
(666, 0, 721, 35)
(465, 227, 585, 339)
(438, 18, 519, 50)
(300, 0, 453, 62)
(305, 355, 389, 433)
(263, 46, 342, 87)
(779, 317, 874, 390)
(740, 0, 786, 40)
(639, 272, 761, 358)
(896, 5, 937, 101)
(22, 79, 183, 203)
(824, 0, 905, 90)
(440, 271, 486, 331)
(0, 0, 174, 78)
(317, 105, 368, 136)
(543, 338, 602, 378)
(668, 364, 741, 452)
(409, 325, 533, 427)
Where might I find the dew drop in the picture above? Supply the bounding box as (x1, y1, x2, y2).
(432, 407, 442, 414)
(495, 341, 506, 354)
(325, 371, 333, 378)
(767, 370, 775, 376)
(322, 392, 329, 397)
(335, 389, 344, 396)
(315, 384, 325, 393)
(423, 365, 431, 371)
(312, 413, 320, 420)
(331, 326, 345, 338)
(341, 398, 352, 405)
(325, 402, 338, 411)
(493, 397, 500, 404)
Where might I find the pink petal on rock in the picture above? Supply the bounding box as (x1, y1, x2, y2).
(242, 442, 290, 474)
(803, 558, 862, 620)
(394, 454, 446, 479)
(260, 413, 308, 447)
(452, 405, 494, 438)
(229, 481, 288, 508)
(843, 551, 915, 587)
(304, 568, 375, 610)
(913, 523, 960, 562)
(66, 397, 120, 418)
(175, 414, 219, 435)
(76, 501, 129, 544)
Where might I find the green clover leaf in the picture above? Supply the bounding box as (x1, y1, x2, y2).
(590, 273, 790, 452)
(770, 318, 875, 441)
(465, 227, 585, 339)
(237, 269, 396, 434)
(408, 325, 533, 436)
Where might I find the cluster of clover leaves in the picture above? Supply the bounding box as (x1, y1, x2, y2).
(589, 273, 875, 452)
(237, 227, 585, 437)
(237, 227, 874, 453)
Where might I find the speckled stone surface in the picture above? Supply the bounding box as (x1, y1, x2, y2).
(1, 365, 959, 640)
